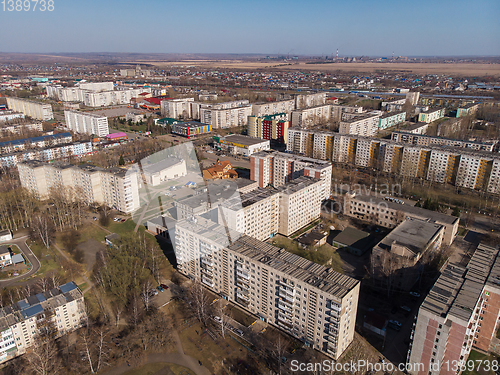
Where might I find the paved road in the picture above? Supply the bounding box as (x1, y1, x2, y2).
(102, 331, 211, 375)
(0, 236, 41, 288)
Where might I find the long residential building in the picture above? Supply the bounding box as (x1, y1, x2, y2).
(0, 282, 85, 365)
(417, 108, 445, 123)
(250, 150, 332, 199)
(378, 111, 406, 130)
(0, 141, 93, 169)
(6, 98, 53, 121)
(64, 110, 109, 137)
(18, 161, 140, 213)
(291, 104, 332, 128)
(247, 113, 290, 144)
(285, 129, 500, 194)
(252, 100, 295, 117)
(200, 101, 252, 129)
(0, 111, 25, 123)
(408, 244, 500, 375)
(294, 92, 327, 109)
(339, 112, 382, 137)
(0, 121, 43, 135)
(0, 132, 72, 154)
(160, 98, 194, 118)
(173, 216, 360, 360)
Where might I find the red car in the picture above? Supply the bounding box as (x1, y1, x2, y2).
(160, 284, 169, 289)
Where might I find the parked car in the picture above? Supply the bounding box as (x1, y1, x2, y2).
(121, 218, 126, 222)
(400, 305, 411, 312)
(409, 291, 420, 298)
(389, 320, 402, 327)
(235, 329, 244, 336)
(214, 316, 222, 323)
(160, 283, 169, 289)
(157, 286, 164, 292)
(93, 216, 97, 221)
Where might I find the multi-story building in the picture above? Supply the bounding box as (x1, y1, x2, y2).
(6, 98, 53, 121)
(0, 132, 72, 154)
(401, 122, 429, 135)
(417, 108, 445, 123)
(0, 141, 93, 169)
(0, 111, 25, 123)
(248, 113, 290, 144)
(0, 121, 42, 135)
(456, 103, 480, 118)
(381, 98, 406, 112)
(409, 243, 500, 375)
(251, 150, 332, 199)
(200, 101, 252, 129)
(392, 131, 496, 152)
(331, 105, 364, 122)
(343, 193, 459, 246)
(291, 104, 332, 128)
(160, 98, 194, 118)
(378, 111, 406, 130)
(64, 111, 109, 137)
(252, 100, 295, 117)
(339, 113, 382, 137)
(455, 154, 494, 191)
(312, 132, 334, 161)
(171, 121, 211, 138)
(18, 161, 140, 213)
(286, 128, 314, 157)
(0, 281, 85, 365)
(294, 92, 326, 109)
(173, 216, 360, 359)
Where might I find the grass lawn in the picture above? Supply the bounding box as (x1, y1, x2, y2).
(105, 219, 144, 236)
(78, 282, 88, 291)
(29, 241, 61, 276)
(80, 224, 109, 242)
(463, 350, 497, 375)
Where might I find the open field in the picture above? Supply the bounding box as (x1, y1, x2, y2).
(127, 60, 500, 76)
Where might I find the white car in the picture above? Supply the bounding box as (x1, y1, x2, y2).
(214, 316, 222, 323)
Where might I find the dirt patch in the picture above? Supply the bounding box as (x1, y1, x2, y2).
(76, 238, 106, 272)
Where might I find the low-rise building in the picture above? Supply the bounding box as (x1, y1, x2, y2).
(0, 133, 72, 154)
(0, 245, 12, 267)
(142, 158, 187, 187)
(202, 160, 238, 180)
(0, 111, 25, 123)
(456, 103, 480, 118)
(417, 108, 445, 123)
(214, 135, 270, 156)
(378, 111, 406, 130)
(171, 121, 211, 138)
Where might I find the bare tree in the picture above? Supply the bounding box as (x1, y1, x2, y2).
(24, 333, 62, 375)
(215, 300, 231, 339)
(32, 214, 54, 248)
(188, 279, 211, 325)
(141, 279, 153, 312)
(80, 325, 111, 374)
(271, 334, 289, 375)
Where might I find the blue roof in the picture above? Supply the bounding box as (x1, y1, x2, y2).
(0, 132, 71, 148)
(21, 304, 44, 319)
(35, 293, 46, 303)
(59, 281, 78, 294)
(17, 300, 30, 310)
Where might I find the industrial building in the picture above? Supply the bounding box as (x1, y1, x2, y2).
(213, 134, 270, 156)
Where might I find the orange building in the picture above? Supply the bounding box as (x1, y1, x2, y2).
(202, 160, 238, 180)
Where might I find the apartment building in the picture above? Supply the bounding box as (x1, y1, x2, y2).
(160, 98, 194, 118)
(18, 161, 140, 213)
(248, 113, 290, 144)
(339, 113, 382, 137)
(455, 154, 493, 191)
(293, 92, 326, 109)
(344, 193, 459, 246)
(408, 244, 500, 375)
(200, 100, 252, 129)
(402, 122, 429, 135)
(6, 98, 53, 121)
(417, 108, 445, 123)
(312, 132, 334, 161)
(0, 121, 42, 135)
(0, 132, 72, 154)
(0, 141, 93, 169)
(332, 134, 357, 164)
(456, 103, 480, 118)
(286, 128, 314, 156)
(291, 104, 332, 128)
(381, 98, 406, 112)
(173, 216, 360, 359)
(0, 281, 85, 365)
(0, 111, 25, 123)
(331, 105, 364, 122)
(252, 100, 295, 117)
(378, 111, 406, 130)
(391, 131, 496, 151)
(64, 110, 109, 137)
(250, 150, 332, 199)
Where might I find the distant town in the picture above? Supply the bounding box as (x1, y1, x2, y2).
(0, 54, 499, 375)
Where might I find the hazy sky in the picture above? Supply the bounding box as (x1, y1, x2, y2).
(1, 0, 499, 56)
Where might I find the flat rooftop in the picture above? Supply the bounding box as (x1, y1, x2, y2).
(332, 227, 370, 247)
(375, 219, 443, 255)
(221, 134, 269, 146)
(142, 158, 184, 175)
(350, 194, 459, 226)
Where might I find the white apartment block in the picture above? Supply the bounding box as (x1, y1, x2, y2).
(391, 131, 496, 152)
(251, 151, 332, 200)
(312, 132, 334, 161)
(0, 141, 92, 169)
(64, 110, 109, 137)
(331, 105, 364, 122)
(339, 113, 381, 137)
(200, 105, 252, 129)
(160, 98, 194, 118)
(0, 121, 42, 135)
(455, 154, 493, 191)
(487, 159, 500, 194)
(354, 138, 375, 168)
(83, 87, 148, 107)
(427, 150, 458, 183)
(78, 82, 115, 92)
(294, 92, 326, 109)
(291, 104, 332, 128)
(0, 282, 85, 365)
(252, 100, 295, 117)
(18, 161, 140, 213)
(173, 216, 360, 359)
(0, 132, 72, 154)
(0, 111, 25, 123)
(6, 98, 53, 121)
(286, 128, 312, 155)
(400, 146, 424, 178)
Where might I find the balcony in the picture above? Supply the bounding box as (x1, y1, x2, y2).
(278, 302, 292, 312)
(201, 257, 213, 267)
(236, 291, 249, 301)
(277, 313, 292, 325)
(236, 271, 250, 280)
(279, 291, 294, 303)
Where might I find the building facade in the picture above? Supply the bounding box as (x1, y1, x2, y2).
(64, 111, 109, 137)
(248, 113, 290, 144)
(6, 98, 53, 121)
